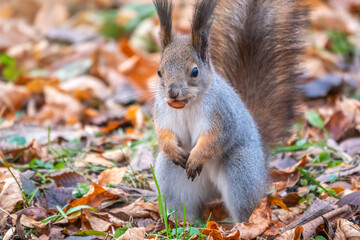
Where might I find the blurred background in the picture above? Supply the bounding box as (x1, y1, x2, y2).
(0, 0, 360, 150)
(1, 1, 360, 238)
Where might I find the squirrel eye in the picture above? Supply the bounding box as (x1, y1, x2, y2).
(157, 69, 162, 78)
(190, 67, 199, 78)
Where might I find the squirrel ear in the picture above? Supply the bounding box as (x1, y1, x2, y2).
(191, 0, 218, 62)
(154, 0, 173, 48)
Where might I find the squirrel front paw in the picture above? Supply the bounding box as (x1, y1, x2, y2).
(166, 147, 189, 169)
(185, 157, 203, 181)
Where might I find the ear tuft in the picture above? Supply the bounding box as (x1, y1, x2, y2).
(154, 0, 173, 48)
(191, 0, 218, 62)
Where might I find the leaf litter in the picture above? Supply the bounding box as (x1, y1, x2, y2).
(1, 0, 360, 239)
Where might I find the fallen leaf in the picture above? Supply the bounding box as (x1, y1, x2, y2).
(98, 167, 127, 186)
(0, 168, 23, 227)
(34, 0, 68, 34)
(37, 86, 82, 123)
(0, 82, 30, 116)
(269, 195, 292, 212)
(109, 198, 158, 221)
(232, 197, 271, 239)
(336, 190, 360, 207)
(333, 218, 360, 240)
(124, 104, 144, 129)
(66, 182, 126, 210)
(75, 153, 116, 168)
(118, 227, 146, 240)
(102, 148, 131, 163)
(84, 211, 112, 232)
(301, 205, 356, 239)
(50, 172, 90, 188)
(270, 155, 310, 194)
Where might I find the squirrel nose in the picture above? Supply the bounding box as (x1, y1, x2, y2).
(168, 88, 179, 99)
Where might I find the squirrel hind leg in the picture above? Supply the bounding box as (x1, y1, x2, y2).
(217, 149, 267, 222)
(154, 152, 218, 220)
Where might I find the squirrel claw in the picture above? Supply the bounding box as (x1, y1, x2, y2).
(170, 149, 189, 169)
(186, 164, 203, 181)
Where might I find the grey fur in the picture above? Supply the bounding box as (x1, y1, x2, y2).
(153, 0, 305, 222)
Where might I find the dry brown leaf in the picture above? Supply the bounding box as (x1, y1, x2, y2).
(24, 77, 60, 94)
(66, 182, 125, 210)
(270, 155, 310, 194)
(22, 139, 49, 162)
(118, 227, 146, 240)
(37, 86, 82, 123)
(12, 212, 48, 234)
(109, 198, 159, 221)
(0, 168, 23, 228)
(98, 167, 127, 186)
(75, 153, 116, 168)
(0, 83, 30, 116)
(333, 218, 360, 240)
(102, 148, 131, 163)
(325, 111, 353, 140)
(3, 228, 15, 240)
(60, 75, 111, 101)
(277, 225, 303, 240)
(50, 171, 89, 188)
(301, 205, 356, 239)
(34, 0, 68, 33)
(84, 211, 112, 232)
(272, 207, 303, 225)
(232, 197, 271, 239)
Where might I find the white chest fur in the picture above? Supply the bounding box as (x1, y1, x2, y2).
(158, 102, 211, 152)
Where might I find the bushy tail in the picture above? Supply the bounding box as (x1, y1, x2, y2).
(210, 0, 307, 146)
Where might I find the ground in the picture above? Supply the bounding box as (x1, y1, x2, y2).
(1, 0, 360, 239)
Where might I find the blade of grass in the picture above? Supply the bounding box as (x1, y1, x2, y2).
(150, 164, 164, 222)
(56, 205, 67, 219)
(0, 156, 28, 206)
(183, 203, 186, 240)
(297, 167, 340, 199)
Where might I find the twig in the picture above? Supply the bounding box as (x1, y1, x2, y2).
(301, 205, 355, 239)
(0, 206, 16, 219)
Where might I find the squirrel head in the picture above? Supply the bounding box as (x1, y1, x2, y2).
(154, 0, 218, 109)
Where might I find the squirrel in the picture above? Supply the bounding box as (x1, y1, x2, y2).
(152, 0, 307, 222)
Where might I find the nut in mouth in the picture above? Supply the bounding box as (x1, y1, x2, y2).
(167, 99, 188, 109)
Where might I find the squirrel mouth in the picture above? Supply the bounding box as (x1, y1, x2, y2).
(167, 99, 188, 109)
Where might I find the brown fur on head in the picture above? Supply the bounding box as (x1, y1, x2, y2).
(154, 0, 218, 106)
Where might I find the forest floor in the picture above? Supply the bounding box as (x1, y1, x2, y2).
(1, 0, 360, 239)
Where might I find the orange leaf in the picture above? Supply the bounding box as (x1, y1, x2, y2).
(332, 187, 345, 194)
(125, 104, 143, 127)
(101, 120, 127, 133)
(294, 225, 303, 240)
(83, 108, 100, 119)
(66, 182, 122, 211)
(268, 195, 292, 212)
(25, 77, 59, 94)
(119, 39, 136, 58)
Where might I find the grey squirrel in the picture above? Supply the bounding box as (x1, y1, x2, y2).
(152, 0, 307, 222)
